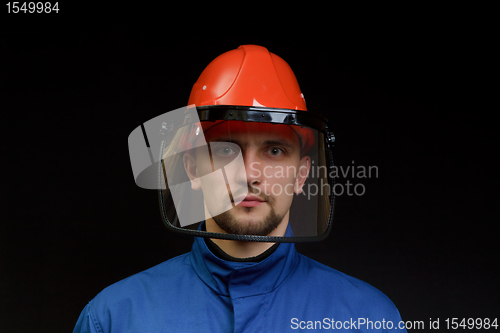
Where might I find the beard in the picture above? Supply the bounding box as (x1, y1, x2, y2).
(212, 192, 285, 236)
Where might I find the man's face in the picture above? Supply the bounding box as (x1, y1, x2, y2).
(184, 121, 310, 236)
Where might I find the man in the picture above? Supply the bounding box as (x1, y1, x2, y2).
(74, 45, 407, 332)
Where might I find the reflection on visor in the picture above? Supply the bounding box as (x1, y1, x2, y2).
(128, 106, 204, 189)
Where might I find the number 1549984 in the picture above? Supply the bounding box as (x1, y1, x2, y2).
(6, 2, 59, 13)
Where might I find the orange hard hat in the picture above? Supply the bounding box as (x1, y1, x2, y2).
(187, 45, 314, 153)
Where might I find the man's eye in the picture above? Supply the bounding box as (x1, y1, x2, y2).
(216, 147, 236, 155)
(267, 147, 284, 156)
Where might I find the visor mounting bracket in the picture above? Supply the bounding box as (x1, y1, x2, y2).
(327, 132, 335, 144)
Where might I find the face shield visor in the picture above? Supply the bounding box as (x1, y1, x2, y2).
(128, 105, 335, 242)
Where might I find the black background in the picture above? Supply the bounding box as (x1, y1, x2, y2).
(1, 6, 498, 333)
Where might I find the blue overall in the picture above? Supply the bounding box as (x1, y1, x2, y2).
(73, 226, 406, 332)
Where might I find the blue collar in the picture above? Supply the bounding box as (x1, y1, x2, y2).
(189, 224, 299, 299)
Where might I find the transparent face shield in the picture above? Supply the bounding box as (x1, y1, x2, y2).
(128, 105, 335, 242)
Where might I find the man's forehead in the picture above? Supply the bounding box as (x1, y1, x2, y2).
(203, 121, 299, 145)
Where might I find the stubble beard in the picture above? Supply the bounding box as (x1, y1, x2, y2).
(212, 193, 285, 236)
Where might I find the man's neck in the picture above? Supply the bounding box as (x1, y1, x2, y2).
(209, 237, 276, 258)
(207, 237, 278, 260)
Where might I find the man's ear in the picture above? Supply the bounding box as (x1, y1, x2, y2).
(183, 152, 201, 190)
(294, 156, 311, 194)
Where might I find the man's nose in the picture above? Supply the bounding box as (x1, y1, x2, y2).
(240, 149, 262, 187)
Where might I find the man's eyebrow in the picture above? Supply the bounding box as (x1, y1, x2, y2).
(207, 138, 295, 149)
(208, 138, 246, 147)
(262, 139, 294, 149)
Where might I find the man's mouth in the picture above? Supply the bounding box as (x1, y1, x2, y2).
(233, 194, 265, 207)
